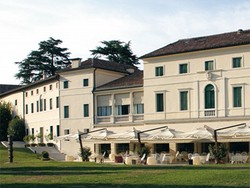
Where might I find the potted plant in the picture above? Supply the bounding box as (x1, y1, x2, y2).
(78, 147, 92, 162)
(23, 135, 31, 147)
(208, 143, 228, 164)
(36, 133, 43, 144)
(136, 146, 151, 164)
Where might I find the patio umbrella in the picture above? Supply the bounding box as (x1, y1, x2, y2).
(56, 130, 86, 141)
(179, 127, 214, 139)
(85, 128, 114, 140)
(148, 128, 184, 139)
(219, 125, 250, 138)
(108, 127, 148, 140)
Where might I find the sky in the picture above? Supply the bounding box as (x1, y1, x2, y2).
(1, 0, 250, 85)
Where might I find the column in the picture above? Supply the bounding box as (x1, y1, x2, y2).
(221, 77, 226, 117)
(129, 92, 133, 122)
(111, 142, 117, 154)
(195, 80, 199, 118)
(129, 143, 134, 155)
(96, 144, 100, 154)
(169, 143, 177, 154)
(111, 94, 115, 123)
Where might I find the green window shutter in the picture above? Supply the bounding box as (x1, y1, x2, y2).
(180, 91, 188, 110)
(233, 57, 241, 68)
(205, 61, 213, 71)
(155, 67, 163, 76)
(36, 101, 39, 112)
(233, 87, 242, 107)
(64, 81, 68, 88)
(44, 99, 46, 111)
(40, 99, 43, 111)
(83, 79, 89, 87)
(64, 106, 69, 118)
(84, 104, 89, 117)
(156, 93, 164, 112)
(56, 97, 59, 108)
(180, 64, 187, 74)
(205, 84, 215, 109)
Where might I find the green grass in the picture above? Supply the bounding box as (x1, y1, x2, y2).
(0, 145, 249, 188)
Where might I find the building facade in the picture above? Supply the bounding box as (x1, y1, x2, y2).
(1, 29, 250, 157)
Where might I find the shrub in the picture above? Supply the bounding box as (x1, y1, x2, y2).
(0, 101, 12, 141)
(25, 144, 30, 147)
(42, 151, 49, 159)
(7, 116, 25, 141)
(38, 143, 46, 147)
(47, 143, 54, 147)
(136, 146, 151, 158)
(78, 147, 92, 161)
(30, 143, 37, 147)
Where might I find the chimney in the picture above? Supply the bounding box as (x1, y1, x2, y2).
(237, 29, 243, 34)
(71, 58, 82, 68)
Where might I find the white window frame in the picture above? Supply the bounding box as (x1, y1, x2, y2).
(231, 83, 245, 109)
(179, 62, 190, 74)
(232, 56, 244, 68)
(155, 65, 165, 77)
(204, 59, 216, 71)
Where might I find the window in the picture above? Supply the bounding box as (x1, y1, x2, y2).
(15, 100, 17, 106)
(205, 61, 214, 71)
(31, 128, 34, 136)
(56, 97, 59, 108)
(43, 86, 46, 92)
(26, 128, 29, 136)
(36, 89, 39, 94)
(25, 92, 28, 97)
(156, 93, 164, 112)
(205, 84, 215, 109)
(40, 99, 43, 111)
(31, 90, 33, 96)
(83, 104, 89, 117)
(44, 99, 46, 111)
(233, 87, 242, 107)
(50, 126, 53, 139)
(64, 129, 70, 135)
(31, 103, 34, 113)
(64, 106, 69, 118)
(25, 104, 28, 114)
(83, 79, 89, 87)
(133, 104, 144, 114)
(56, 125, 60, 137)
(49, 84, 52, 90)
(180, 91, 188, 110)
(97, 106, 112, 116)
(115, 105, 130, 115)
(36, 101, 39, 112)
(50, 98, 52, 110)
(179, 63, 188, 74)
(63, 81, 68, 89)
(233, 57, 242, 68)
(155, 66, 163, 76)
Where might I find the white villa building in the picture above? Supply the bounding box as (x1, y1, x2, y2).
(1, 29, 250, 160)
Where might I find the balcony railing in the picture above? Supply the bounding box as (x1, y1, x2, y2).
(115, 115, 129, 122)
(204, 110, 215, 117)
(97, 116, 111, 123)
(133, 114, 144, 121)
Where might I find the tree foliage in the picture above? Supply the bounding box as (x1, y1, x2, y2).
(7, 116, 25, 141)
(0, 101, 12, 141)
(15, 37, 71, 84)
(90, 40, 139, 66)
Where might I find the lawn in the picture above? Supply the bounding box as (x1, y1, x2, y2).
(0, 145, 249, 188)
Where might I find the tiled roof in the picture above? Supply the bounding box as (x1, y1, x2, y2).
(0, 75, 58, 97)
(0, 84, 21, 94)
(140, 29, 250, 59)
(95, 69, 143, 91)
(57, 58, 136, 74)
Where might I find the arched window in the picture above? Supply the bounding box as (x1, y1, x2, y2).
(205, 84, 215, 109)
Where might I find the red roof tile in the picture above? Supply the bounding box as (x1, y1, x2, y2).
(140, 29, 250, 59)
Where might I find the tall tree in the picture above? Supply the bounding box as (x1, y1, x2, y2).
(0, 101, 12, 141)
(90, 40, 139, 66)
(15, 37, 71, 84)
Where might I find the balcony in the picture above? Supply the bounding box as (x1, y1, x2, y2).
(204, 110, 215, 117)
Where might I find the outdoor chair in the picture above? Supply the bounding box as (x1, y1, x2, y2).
(140, 153, 146, 164)
(201, 153, 210, 164)
(161, 154, 166, 164)
(176, 151, 180, 162)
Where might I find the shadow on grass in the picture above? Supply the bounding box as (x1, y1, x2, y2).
(1, 183, 249, 188)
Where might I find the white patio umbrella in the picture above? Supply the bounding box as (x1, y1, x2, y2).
(85, 128, 114, 140)
(148, 128, 184, 140)
(219, 125, 250, 138)
(108, 127, 149, 140)
(178, 127, 214, 139)
(56, 130, 86, 142)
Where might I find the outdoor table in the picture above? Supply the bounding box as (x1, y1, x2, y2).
(241, 155, 249, 163)
(191, 156, 201, 165)
(109, 153, 116, 161)
(165, 155, 174, 164)
(200, 156, 207, 164)
(125, 156, 139, 164)
(147, 157, 157, 165)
